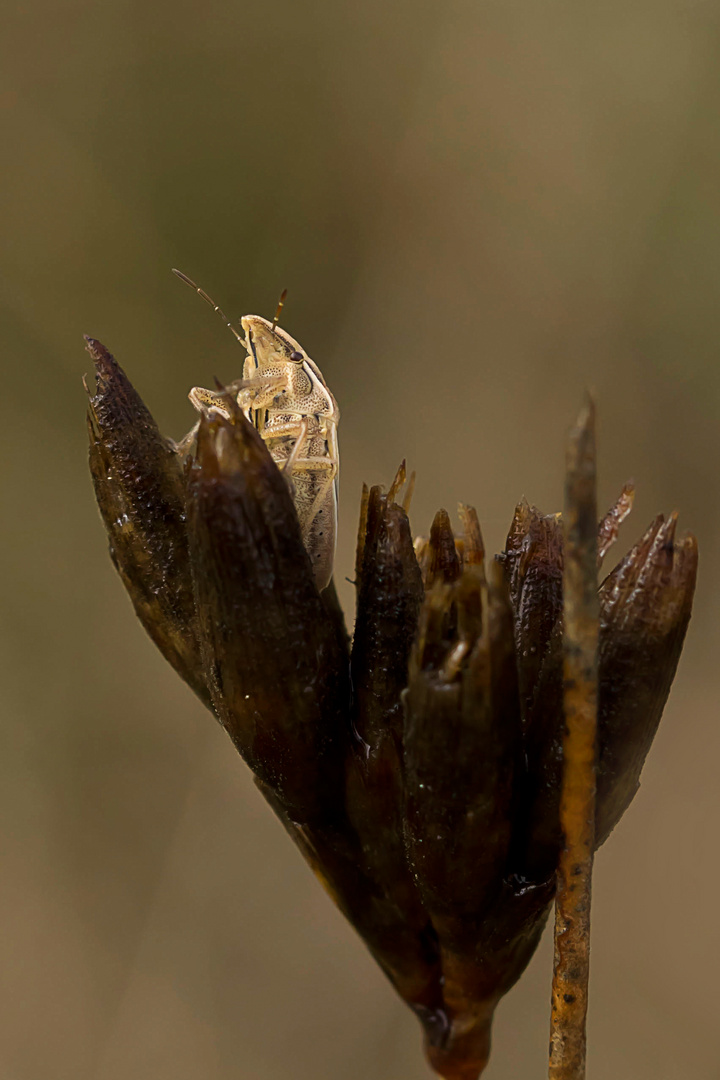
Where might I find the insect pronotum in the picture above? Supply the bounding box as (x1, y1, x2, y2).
(173, 270, 340, 592)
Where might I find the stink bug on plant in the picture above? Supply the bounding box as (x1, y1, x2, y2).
(173, 270, 339, 591)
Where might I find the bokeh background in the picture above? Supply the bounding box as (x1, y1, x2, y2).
(1, 1, 718, 1078)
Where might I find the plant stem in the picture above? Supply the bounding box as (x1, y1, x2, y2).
(549, 398, 599, 1080)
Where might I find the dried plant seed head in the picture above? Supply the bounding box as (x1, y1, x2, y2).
(85, 330, 697, 1080)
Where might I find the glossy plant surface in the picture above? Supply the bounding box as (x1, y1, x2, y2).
(86, 336, 697, 1080)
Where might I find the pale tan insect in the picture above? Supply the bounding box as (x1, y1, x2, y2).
(173, 270, 339, 592)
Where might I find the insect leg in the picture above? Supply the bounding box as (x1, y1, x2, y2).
(257, 418, 319, 472)
(174, 419, 200, 456)
(285, 456, 338, 472)
(188, 375, 287, 419)
(282, 418, 310, 474)
(189, 386, 233, 417)
(233, 374, 287, 413)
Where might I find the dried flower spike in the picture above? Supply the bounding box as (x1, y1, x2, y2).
(86, 335, 697, 1080)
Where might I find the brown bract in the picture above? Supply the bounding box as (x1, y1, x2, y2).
(85, 337, 208, 706)
(85, 338, 698, 1080)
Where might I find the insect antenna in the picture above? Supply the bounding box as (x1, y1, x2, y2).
(172, 268, 246, 346)
(271, 288, 288, 330)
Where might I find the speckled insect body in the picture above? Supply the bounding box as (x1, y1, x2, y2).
(174, 272, 339, 592)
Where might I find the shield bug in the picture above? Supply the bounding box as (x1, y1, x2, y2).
(173, 270, 339, 592)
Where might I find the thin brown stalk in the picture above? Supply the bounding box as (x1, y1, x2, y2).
(549, 398, 599, 1080)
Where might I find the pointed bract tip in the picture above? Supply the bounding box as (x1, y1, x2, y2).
(388, 460, 407, 504)
(425, 508, 462, 588)
(598, 481, 636, 564)
(194, 406, 279, 486)
(83, 335, 103, 357)
(83, 335, 113, 362)
(662, 510, 679, 545)
(82, 337, 123, 393)
(570, 393, 596, 443)
(195, 409, 231, 469)
(402, 470, 417, 515)
(458, 503, 485, 568)
(677, 529, 698, 559)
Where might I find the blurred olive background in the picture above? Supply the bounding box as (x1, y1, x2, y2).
(1, 1, 718, 1078)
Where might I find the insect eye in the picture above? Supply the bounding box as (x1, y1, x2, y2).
(290, 350, 304, 362)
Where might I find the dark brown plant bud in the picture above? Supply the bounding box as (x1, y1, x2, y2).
(343, 479, 443, 1021)
(501, 499, 698, 880)
(351, 482, 426, 749)
(500, 499, 564, 727)
(595, 513, 698, 843)
(187, 417, 446, 1023)
(85, 337, 209, 706)
(404, 560, 518, 927)
(496, 503, 566, 883)
(404, 540, 529, 1080)
(186, 407, 349, 824)
(347, 485, 429, 907)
